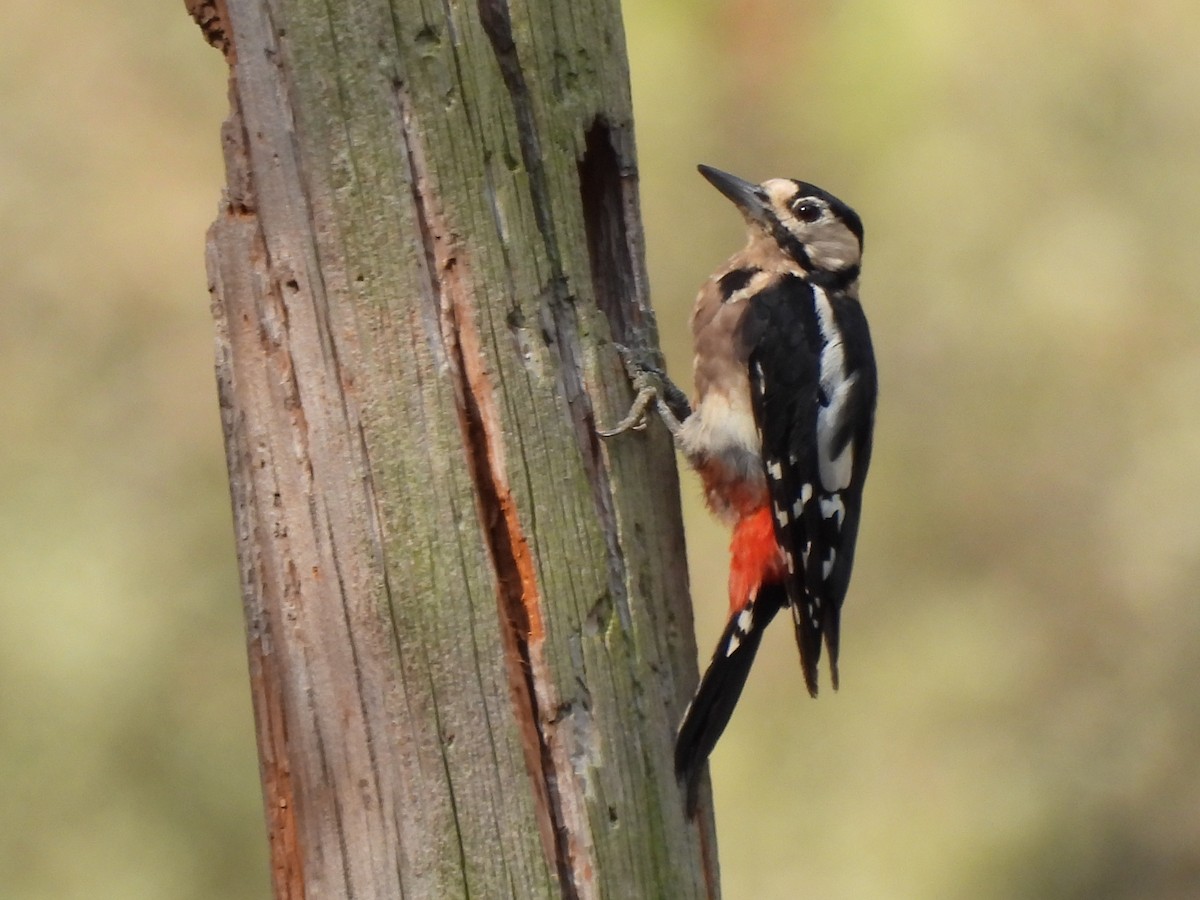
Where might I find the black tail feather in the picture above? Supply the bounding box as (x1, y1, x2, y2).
(674, 584, 787, 817)
(823, 606, 842, 691)
(790, 596, 824, 699)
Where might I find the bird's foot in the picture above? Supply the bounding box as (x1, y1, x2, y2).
(598, 344, 691, 438)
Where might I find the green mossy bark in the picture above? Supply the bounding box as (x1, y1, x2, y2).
(203, 0, 718, 897)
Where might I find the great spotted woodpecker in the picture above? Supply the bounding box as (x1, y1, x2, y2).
(602, 165, 877, 815)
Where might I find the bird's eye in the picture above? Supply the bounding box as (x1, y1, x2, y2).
(792, 200, 823, 223)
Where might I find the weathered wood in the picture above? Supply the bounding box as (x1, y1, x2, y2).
(193, 0, 719, 895)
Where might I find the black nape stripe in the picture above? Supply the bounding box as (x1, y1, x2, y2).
(808, 265, 860, 293)
(717, 267, 758, 301)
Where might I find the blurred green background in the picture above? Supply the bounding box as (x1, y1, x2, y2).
(2, 1, 1198, 898)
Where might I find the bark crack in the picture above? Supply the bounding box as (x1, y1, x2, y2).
(477, 0, 562, 272)
(395, 83, 593, 898)
(478, 0, 634, 645)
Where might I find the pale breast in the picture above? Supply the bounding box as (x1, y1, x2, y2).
(682, 276, 767, 521)
(678, 391, 767, 522)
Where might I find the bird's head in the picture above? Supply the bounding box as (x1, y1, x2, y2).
(698, 164, 863, 276)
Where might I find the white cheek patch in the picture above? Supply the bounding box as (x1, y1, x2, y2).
(806, 237, 857, 271)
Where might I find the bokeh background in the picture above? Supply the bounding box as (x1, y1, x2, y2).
(3, 1, 1198, 898)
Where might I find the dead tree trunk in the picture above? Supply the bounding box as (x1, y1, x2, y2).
(189, 0, 718, 895)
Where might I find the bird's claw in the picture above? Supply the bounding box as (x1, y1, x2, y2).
(598, 344, 690, 438)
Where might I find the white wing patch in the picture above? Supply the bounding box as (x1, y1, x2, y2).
(819, 493, 845, 528)
(812, 285, 857, 491)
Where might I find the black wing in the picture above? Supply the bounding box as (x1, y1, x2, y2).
(812, 291, 876, 680)
(743, 275, 876, 695)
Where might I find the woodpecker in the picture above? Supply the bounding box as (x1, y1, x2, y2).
(602, 165, 877, 815)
